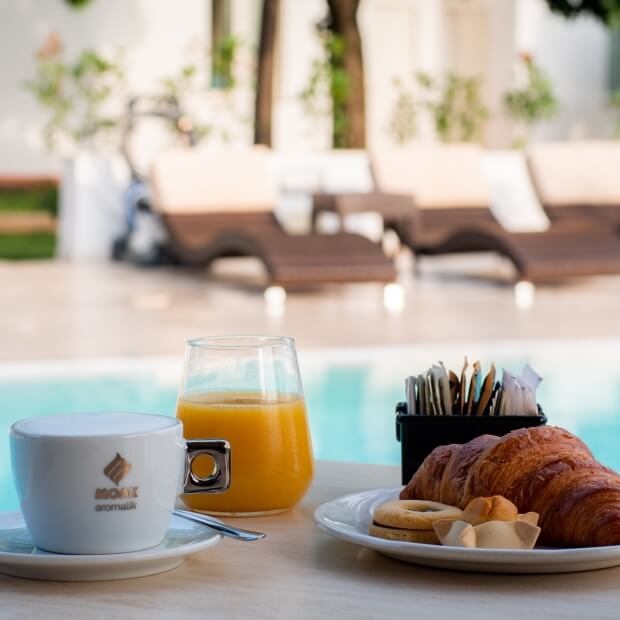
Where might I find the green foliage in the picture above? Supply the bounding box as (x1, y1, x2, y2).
(64, 0, 94, 8)
(212, 34, 239, 89)
(159, 63, 224, 144)
(387, 72, 488, 145)
(388, 79, 417, 144)
(159, 64, 211, 141)
(544, 0, 620, 29)
(416, 72, 488, 143)
(0, 233, 56, 260)
(24, 34, 124, 152)
(504, 55, 558, 126)
(160, 64, 199, 101)
(156, 38, 248, 146)
(389, 57, 558, 147)
(301, 30, 350, 148)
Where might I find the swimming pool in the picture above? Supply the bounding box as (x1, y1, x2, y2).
(1, 340, 620, 512)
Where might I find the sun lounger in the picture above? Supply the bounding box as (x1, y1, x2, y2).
(368, 144, 620, 282)
(311, 146, 501, 236)
(307, 145, 619, 281)
(149, 146, 395, 287)
(527, 140, 620, 228)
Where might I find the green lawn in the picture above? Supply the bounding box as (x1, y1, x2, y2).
(0, 233, 56, 260)
(0, 186, 58, 214)
(0, 187, 58, 259)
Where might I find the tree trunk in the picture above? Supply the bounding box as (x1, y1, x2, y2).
(254, 0, 280, 146)
(327, 0, 366, 148)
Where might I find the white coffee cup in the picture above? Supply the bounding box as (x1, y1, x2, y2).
(10, 412, 230, 555)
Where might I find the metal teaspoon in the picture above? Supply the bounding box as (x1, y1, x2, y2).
(173, 509, 266, 542)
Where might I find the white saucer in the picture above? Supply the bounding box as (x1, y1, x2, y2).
(0, 512, 222, 581)
(315, 488, 620, 574)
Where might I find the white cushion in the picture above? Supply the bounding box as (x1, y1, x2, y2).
(320, 149, 374, 194)
(273, 149, 373, 194)
(371, 143, 492, 209)
(527, 141, 620, 207)
(481, 151, 549, 232)
(150, 145, 276, 214)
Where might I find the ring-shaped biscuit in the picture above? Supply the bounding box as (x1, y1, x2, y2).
(373, 500, 463, 530)
(369, 523, 440, 544)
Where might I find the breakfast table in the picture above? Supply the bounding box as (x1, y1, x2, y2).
(2, 461, 619, 620)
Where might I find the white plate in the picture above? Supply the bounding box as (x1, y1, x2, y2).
(0, 512, 222, 581)
(314, 488, 620, 574)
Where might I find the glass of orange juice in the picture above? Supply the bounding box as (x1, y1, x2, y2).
(176, 335, 314, 516)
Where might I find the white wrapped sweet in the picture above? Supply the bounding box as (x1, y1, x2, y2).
(433, 518, 541, 550)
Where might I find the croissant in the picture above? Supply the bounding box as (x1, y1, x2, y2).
(400, 426, 620, 547)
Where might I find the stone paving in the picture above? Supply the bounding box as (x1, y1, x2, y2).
(1, 254, 619, 362)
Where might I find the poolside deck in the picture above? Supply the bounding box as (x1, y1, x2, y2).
(2, 255, 620, 362)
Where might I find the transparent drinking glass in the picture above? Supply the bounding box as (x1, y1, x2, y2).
(176, 335, 314, 516)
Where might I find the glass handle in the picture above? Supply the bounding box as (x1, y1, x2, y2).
(184, 439, 231, 494)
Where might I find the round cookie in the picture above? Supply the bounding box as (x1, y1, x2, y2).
(373, 500, 463, 530)
(369, 523, 440, 544)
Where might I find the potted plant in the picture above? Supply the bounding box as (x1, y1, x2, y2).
(301, 26, 350, 149)
(503, 53, 558, 148)
(387, 71, 488, 145)
(24, 32, 126, 260)
(416, 71, 488, 143)
(388, 78, 417, 145)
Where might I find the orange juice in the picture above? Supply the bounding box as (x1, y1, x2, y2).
(177, 391, 314, 514)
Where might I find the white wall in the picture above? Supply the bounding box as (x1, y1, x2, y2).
(0, 0, 616, 175)
(481, 0, 519, 146)
(360, 0, 428, 149)
(273, 0, 330, 151)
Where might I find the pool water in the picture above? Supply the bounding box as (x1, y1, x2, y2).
(1, 342, 620, 512)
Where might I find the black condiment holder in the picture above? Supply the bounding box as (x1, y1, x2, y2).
(395, 402, 547, 484)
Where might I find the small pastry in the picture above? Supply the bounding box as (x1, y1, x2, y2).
(474, 520, 541, 550)
(462, 496, 518, 525)
(433, 519, 476, 548)
(434, 518, 541, 549)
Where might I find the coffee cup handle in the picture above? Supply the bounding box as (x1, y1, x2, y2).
(183, 439, 231, 494)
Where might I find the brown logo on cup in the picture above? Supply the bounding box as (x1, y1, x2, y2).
(103, 453, 132, 486)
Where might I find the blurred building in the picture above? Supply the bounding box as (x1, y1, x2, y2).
(0, 0, 615, 174)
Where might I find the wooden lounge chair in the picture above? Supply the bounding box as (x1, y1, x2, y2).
(367, 143, 620, 282)
(527, 140, 620, 229)
(306, 144, 620, 282)
(149, 146, 395, 287)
